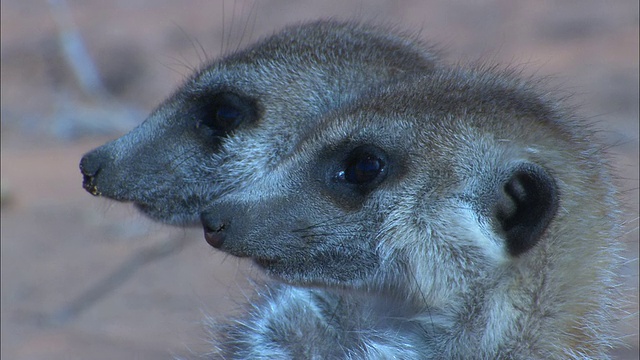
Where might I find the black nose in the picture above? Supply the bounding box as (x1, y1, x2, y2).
(79, 150, 104, 196)
(202, 216, 230, 248)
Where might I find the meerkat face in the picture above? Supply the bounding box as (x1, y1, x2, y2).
(79, 21, 437, 225)
(200, 68, 566, 303)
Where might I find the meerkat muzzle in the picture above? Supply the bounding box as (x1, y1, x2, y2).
(202, 219, 228, 248)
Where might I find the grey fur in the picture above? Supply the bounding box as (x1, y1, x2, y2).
(80, 20, 438, 225)
(200, 66, 622, 359)
(79, 21, 621, 359)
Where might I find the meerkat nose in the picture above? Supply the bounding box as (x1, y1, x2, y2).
(202, 217, 229, 248)
(79, 152, 104, 196)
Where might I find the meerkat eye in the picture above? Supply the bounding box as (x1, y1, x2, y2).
(197, 92, 257, 135)
(336, 146, 387, 187)
(342, 154, 384, 184)
(214, 105, 243, 130)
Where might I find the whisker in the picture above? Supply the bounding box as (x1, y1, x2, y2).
(236, 0, 258, 53)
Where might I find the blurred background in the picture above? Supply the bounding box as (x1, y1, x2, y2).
(1, 0, 638, 359)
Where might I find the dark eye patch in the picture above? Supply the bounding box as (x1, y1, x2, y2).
(216, 105, 241, 122)
(314, 143, 397, 211)
(196, 92, 258, 136)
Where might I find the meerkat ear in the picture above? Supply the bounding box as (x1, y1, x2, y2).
(495, 163, 559, 256)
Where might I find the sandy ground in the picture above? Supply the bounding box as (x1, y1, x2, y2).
(1, 0, 638, 359)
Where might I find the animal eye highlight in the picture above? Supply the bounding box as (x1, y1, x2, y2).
(336, 146, 387, 188)
(344, 154, 384, 184)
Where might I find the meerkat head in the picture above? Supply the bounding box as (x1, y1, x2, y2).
(200, 68, 562, 292)
(200, 66, 620, 356)
(79, 20, 437, 225)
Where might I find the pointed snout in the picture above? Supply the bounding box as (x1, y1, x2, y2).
(201, 212, 231, 249)
(200, 202, 258, 252)
(79, 148, 107, 196)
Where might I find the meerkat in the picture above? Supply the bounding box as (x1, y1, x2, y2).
(79, 20, 438, 225)
(199, 65, 622, 358)
(78, 20, 622, 359)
